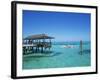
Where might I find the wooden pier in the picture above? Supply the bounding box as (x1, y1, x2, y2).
(80, 40, 83, 55)
(23, 34, 54, 55)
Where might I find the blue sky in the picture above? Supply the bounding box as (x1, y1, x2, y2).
(23, 10, 91, 41)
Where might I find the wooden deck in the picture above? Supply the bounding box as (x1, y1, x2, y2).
(23, 42, 52, 54)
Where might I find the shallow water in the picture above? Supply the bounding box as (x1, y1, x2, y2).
(23, 41, 91, 69)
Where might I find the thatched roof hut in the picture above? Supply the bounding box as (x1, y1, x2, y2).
(24, 34, 54, 40)
(23, 34, 54, 53)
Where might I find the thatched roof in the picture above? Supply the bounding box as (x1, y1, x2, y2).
(24, 34, 54, 40)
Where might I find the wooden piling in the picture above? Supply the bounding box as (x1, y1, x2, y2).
(80, 40, 83, 54)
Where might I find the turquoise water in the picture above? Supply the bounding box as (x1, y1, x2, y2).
(23, 41, 91, 69)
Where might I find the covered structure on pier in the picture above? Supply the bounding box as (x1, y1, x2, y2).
(23, 34, 54, 54)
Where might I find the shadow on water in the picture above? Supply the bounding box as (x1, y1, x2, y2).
(79, 49, 91, 55)
(52, 52, 62, 56)
(23, 51, 62, 62)
(41, 51, 62, 56)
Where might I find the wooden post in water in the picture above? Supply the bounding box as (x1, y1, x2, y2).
(41, 39, 44, 53)
(49, 39, 51, 51)
(80, 40, 83, 55)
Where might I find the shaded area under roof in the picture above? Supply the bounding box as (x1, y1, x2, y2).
(24, 34, 54, 40)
